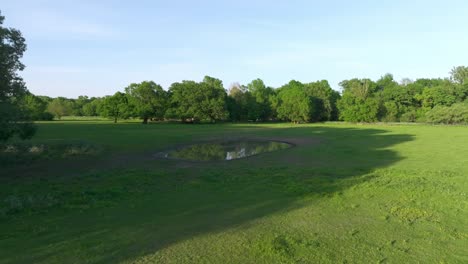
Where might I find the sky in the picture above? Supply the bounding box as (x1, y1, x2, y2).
(2, 0, 468, 98)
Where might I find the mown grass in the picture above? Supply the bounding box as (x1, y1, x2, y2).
(0, 122, 467, 263)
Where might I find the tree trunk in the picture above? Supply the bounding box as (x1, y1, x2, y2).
(142, 117, 148, 124)
(114, 117, 117, 123)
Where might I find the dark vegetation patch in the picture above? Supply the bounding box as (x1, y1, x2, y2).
(0, 141, 102, 166)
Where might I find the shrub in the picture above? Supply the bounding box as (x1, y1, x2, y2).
(425, 102, 468, 124)
(17, 122, 37, 140)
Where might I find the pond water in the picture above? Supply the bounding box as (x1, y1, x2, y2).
(163, 140, 293, 161)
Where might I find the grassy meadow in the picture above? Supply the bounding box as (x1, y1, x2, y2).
(0, 122, 467, 263)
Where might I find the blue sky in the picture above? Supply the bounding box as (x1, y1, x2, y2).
(2, 0, 468, 98)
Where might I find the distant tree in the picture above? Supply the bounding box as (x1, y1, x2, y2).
(168, 76, 228, 122)
(226, 82, 247, 121)
(0, 11, 36, 141)
(338, 79, 380, 122)
(418, 79, 467, 109)
(125, 81, 168, 124)
(99, 92, 130, 123)
(268, 89, 280, 120)
(425, 102, 468, 124)
(247, 78, 272, 121)
(277, 80, 315, 123)
(304, 80, 340, 121)
(82, 98, 101, 116)
(47, 98, 72, 120)
(21, 93, 49, 120)
(72, 95, 90, 116)
(450, 66, 468, 84)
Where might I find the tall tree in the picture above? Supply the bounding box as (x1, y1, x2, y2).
(277, 80, 316, 123)
(0, 11, 36, 141)
(450, 66, 468, 85)
(168, 77, 228, 122)
(21, 93, 48, 120)
(247, 78, 272, 121)
(304, 80, 340, 121)
(99, 92, 130, 123)
(338, 79, 380, 122)
(125, 81, 168, 124)
(82, 98, 101, 116)
(47, 98, 72, 120)
(226, 82, 248, 121)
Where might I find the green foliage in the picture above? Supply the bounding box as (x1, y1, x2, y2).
(47, 97, 72, 119)
(450, 66, 468, 84)
(0, 11, 36, 141)
(425, 102, 468, 124)
(99, 92, 130, 123)
(82, 98, 101, 116)
(418, 79, 467, 108)
(304, 80, 340, 121)
(21, 93, 45, 119)
(246, 79, 273, 121)
(11, 62, 468, 125)
(125, 81, 168, 124)
(338, 94, 380, 122)
(168, 76, 228, 122)
(338, 79, 380, 122)
(277, 81, 316, 123)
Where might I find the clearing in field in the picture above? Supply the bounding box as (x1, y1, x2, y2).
(0, 122, 467, 263)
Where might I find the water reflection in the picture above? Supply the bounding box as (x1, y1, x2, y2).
(165, 140, 293, 161)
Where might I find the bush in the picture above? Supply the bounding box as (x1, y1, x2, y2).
(400, 111, 417, 122)
(425, 102, 468, 124)
(39, 112, 54, 121)
(0, 141, 102, 166)
(17, 122, 37, 140)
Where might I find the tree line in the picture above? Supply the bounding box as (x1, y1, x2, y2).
(23, 67, 468, 125)
(2, 10, 468, 142)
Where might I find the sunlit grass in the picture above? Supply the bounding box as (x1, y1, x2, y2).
(0, 122, 467, 263)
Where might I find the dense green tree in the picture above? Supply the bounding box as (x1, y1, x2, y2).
(21, 93, 52, 120)
(246, 79, 273, 121)
(168, 76, 228, 122)
(226, 83, 248, 121)
(82, 98, 101, 116)
(417, 79, 467, 108)
(0, 11, 36, 141)
(426, 102, 468, 124)
(47, 97, 72, 120)
(338, 79, 380, 122)
(99, 92, 130, 123)
(125, 81, 168, 124)
(277, 81, 315, 123)
(70, 95, 90, 116)
(304, 80, 340, 121)
(375, 74, 405, 121)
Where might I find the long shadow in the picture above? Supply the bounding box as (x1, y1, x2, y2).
(0, 125, 414, 263)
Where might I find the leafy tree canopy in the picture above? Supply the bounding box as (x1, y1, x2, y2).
(0, 11, 36, 141)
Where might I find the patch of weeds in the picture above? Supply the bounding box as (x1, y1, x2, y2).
(1, 193, 60, 216)
(271, 235, 295, 257)
(0, 141, 102, 166)
(389, 206, 436, 224)
(63, 143, 99, 156)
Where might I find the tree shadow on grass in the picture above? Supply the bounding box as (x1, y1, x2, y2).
(0, 125, 414, 263)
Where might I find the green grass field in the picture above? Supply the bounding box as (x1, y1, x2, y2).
(0, 122, 467, 263)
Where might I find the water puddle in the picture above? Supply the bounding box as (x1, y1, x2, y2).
(161, 140, 293, 161)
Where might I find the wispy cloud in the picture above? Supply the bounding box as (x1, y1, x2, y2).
(17, 8, 118, 39)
